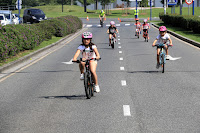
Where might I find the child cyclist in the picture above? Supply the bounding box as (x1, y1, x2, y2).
(142, 19, 150, 39)
(152, 26, 173, 69)
(107, 21, 119, 46)
(72, 32, 101, 92)
(134, 18, 141, 36)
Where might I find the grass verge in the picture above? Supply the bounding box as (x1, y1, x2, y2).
(0, 36, 63, 67)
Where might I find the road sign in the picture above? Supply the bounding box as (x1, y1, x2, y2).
(16, 5, 22, 9)
(16, 0, 22, 4)
(186, 0, 193, 5)
(168, 0, 177, 5)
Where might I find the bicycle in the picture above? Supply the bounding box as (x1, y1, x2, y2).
(143, 30, 148, 42)
(110, 34, 116, 49)
(135, 29, 140, 39)
(100, 17, 104, 27)
(73, 57, 101, 99)
(153, 43, 172, 73)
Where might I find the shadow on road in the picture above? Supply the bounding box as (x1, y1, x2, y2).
(127, 71, 160, 73)
(39, 95, 87, 100)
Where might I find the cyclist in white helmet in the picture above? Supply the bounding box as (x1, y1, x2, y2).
(107, 21, 118, 46)
(73, 32, 101, 92)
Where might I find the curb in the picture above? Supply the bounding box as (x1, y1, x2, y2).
(0, 25, 87, 73)
(151, 23, 200, 48)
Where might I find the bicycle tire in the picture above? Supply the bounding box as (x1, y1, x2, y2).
(161, 54, 165, 73)
(84, 72, 92, 99)
(111, 42, 114, 49)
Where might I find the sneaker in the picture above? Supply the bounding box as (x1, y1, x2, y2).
(156, 63, 160, 69)
(94, 85, 100, 93)
(80, 73, 84, 80)
(166, 55, 170, 60)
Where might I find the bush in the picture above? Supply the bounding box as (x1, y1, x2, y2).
(0, 15, 82, 61)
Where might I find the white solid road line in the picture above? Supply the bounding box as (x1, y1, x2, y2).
(119, 51, 122, 53)
(121, 80, 126, 86)
(119, 57, 123, 60)
(123, 105, 131, 116)
(120, 67, 125, 70)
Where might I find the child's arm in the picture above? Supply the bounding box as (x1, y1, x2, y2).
(93, 48, 100, 60)
(116, 29, 119, 33)
(152, 39, 158, 46)
(169, 38, 172, 46)
(73, 49, 81, 61)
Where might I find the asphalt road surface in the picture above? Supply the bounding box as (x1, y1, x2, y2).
(0, 18, 200, 133)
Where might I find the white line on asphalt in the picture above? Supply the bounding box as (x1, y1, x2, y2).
(119, 51, 122, 54)
(119, 57, 123, 60)
(106, 24, 110, 26)
(118, 39, 120, 40)
(125, 24, 130, 26)
(120, 67, 125, 70)
(118, 46, 121, 48)
(97, 25, 101, 27)
(118, 42, 121, 44)
(116, 24, 120, 26)
(62, 58, 73, 64)
(121, 80, 127, 86)
(86, 25, 92, 27)
(123, 105, 131, 116)
(118, 36, 120, 37)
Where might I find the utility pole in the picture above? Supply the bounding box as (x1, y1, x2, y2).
(180, 0, 182, 15)
(164, 0, 166, 14)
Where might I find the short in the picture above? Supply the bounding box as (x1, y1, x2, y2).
(143, 29, 148, 33)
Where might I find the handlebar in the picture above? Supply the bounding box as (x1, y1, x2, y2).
(72, 58, 101, 63)
(153, 43, 173, 47)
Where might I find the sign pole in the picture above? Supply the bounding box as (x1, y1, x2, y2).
(192, 0, 194, 15)
(180, 0, 182, 15)
(150, 0, 152, 21)
(164, 0, 166, 14)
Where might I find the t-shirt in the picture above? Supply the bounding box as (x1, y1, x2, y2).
(135, 22, 141, 29)
(77, 45, 97, 59)
(156, 33, 170, 44)
(142, 23, 149, 29)
(108, 26, 116, 34)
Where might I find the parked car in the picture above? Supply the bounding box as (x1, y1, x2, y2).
(0, 10, 14, 25)
(23, 8, 47, 24)
(0, 14, 7, 26)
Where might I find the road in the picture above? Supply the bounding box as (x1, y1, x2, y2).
(0, 18, 200, 133)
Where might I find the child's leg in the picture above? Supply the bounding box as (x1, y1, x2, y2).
(79, 62, 85, 74)
(165, 45, 169, 55)
(90, 61, 98, 85)
(157, 48, 160, 64)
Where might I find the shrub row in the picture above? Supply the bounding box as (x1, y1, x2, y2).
(159, 13, 200, 34)
(0, 15, 82, 61)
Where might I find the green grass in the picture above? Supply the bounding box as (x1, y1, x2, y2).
(12, 5, 200, 19)
(156, 22, 200, 43)
(0, 36, 63, 67)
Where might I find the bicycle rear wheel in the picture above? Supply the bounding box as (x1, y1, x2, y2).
(161, 54, 165, 73)
(84, 72, 92, 99)
(111, 42, 114, 49)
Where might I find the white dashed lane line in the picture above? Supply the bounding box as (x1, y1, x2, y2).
(118, 46, 121, 49)
(123, 105, 131, 116)
(121, 80, 127, 86)
(120, 67, 125, 70)
(118, 42, 121, 45)
(119, 51, 122, 54)
(119, 57, 123, 60)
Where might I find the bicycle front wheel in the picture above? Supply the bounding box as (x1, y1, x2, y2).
(84, 72, 92, 99)
(161, 54, 165, 73)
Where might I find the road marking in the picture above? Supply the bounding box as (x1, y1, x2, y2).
(120, 67, 125, 70)
(123, 105, 131, 116)
(125, 24, 130, 26)
(106, 24, 110, 26)
(86, 25, 92, 27)
(118, 46, 121, 48)
(121, 80, 126, 86)
(118, 39, 120, 40)
(118, 36, 120, 37)
(97, 25, 101, 27)
(168, 55, 182, 61)
(62, 58, 73, 64)
(119, 57, 123, 60)
(119, 51, 122, 53)
(116, 24, 120, 26)
(118, 42, 121, 44)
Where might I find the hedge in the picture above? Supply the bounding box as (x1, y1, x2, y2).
(0, 15, 82, 61)
(159, 13, 200, 33)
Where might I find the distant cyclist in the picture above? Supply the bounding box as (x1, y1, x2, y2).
(99, 10, 106, 24)
(134, 18, 141, 36)
(152, 26, 173, 69)
(107, 21, 119, 46)
(72, 32, 101, 92)
(142, 19, 150, 39)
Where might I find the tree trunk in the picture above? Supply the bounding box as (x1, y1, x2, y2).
(95, 0, 98, 10)
(197, 0, 199, 7)
(71, 0, 73, 5)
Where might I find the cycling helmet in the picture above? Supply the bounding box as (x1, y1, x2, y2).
(82, 32, 92, 39)
(110, 21, 115, 25)
(144, 19, 147, 23)
(159, 26, 167, 31)
(101, 10, 104, 13)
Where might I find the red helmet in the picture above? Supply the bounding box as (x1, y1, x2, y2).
(159, 26, 167, 31)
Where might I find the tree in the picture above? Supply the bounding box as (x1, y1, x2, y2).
(141, 0, 148, 7)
